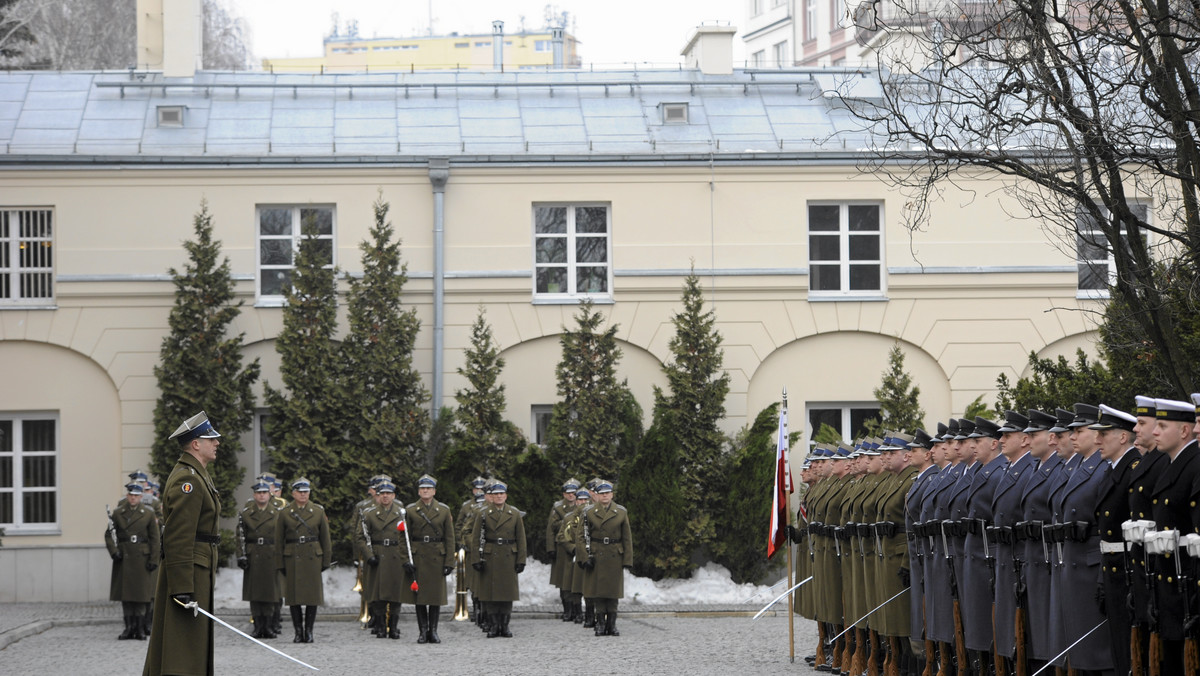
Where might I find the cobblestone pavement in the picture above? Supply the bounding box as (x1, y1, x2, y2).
(0, 603, 819, 675)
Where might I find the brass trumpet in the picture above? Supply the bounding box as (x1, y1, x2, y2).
(453, 548, 470, 621)
(354, 561, 369, 627)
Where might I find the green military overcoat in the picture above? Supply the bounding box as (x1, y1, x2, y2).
(238, 503, 281, 603)
(871, 466, 916, 637)
(559, 502, 587, 594)
(275, 501, 331, 606)
(107, 500, 160, 602)
(406, 499, 456, 605)
(547, 499, 573, 588)
(469, 503, 527, 602)
(142, 452, 221, 676)
(579, 501, 633, 599)
(357, 501, 413, 603)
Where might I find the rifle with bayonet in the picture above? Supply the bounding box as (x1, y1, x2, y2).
(942, 519, 968, 672)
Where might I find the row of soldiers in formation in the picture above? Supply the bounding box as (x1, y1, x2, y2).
(106, 460, 635, 645)
(791, 395, 1200, 676)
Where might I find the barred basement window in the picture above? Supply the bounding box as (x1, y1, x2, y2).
(0, 413, 60, 532)
(0, 209, 54, 306)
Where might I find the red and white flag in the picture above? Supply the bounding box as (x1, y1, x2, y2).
(767, 400, 793, 559)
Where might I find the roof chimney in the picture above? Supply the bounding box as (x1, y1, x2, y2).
(681, 24, 738, 75)
(492, 20, 504, 72)
(137, 0, 202, 77)
(551, 26, 564, 69)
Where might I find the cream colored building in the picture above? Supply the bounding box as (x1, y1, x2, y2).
(0, 8, 1108, 601)
(262, 25, 581, 73)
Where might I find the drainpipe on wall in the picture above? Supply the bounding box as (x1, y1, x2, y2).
(429, 158, 449, 421)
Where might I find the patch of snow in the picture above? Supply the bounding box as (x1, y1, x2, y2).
(214, 560, 773, 609)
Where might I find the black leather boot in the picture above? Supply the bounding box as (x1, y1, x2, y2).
(415, 605, 428, 643)
(251, 615, 264, 639)
(487, 606, 501, 639)
(607, 609, 619, 637)
(583, 604, 595, 628)
(290, 606, 304, 643)
(303, 605, 316, 643)
(500, 612, 513, 638)
(118, 615, 134, 640)
(387, 603, 400, 639)
(595, 611, 607, 636)
(428, 606, 441, 644)
(142, 607, 152, 638)
(272, 604, 282, 636)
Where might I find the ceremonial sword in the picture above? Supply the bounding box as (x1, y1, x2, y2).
(174, 597, 319, 671)
(751, 575, 814, 620)
(825, 586, 911, 644)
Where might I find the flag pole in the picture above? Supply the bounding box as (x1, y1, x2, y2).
(783, 387, 795, 663)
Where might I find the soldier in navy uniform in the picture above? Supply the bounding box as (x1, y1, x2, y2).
(904, 430, 939, 672)
(1124, 395, 1168, 675)
(1019, 408, 1069, 673)
(960, 417, 1006, 674)
(990, 411, 1036, 675)
(1148, 398, 1200, 673)
(1091, 405, 1140, 676)
(1047, 406, 1111, 674)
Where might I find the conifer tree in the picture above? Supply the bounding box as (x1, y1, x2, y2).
(442, 308, 525, 483)
(864, 344, 925, 435)
(545, 300, 642, 480)
(339, 198, 429, 498)
(151, 201, 259, 517)
(262, 212, 343, 508)
(656, 272, 730, 499)
(623, 272, 730, 577)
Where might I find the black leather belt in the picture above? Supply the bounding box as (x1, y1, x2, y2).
(419, 536, 444, 543)
(195, 533, 221, 545)
(486, 538, 517, 545)
(286, 536, 315, 544)
(251, 537, 275, 545)
(380, 539, 400, 546)
(119, 535, 141, 543)
(598, 537, 622, 545)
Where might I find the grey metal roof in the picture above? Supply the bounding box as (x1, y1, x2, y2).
(0, 68, 880, 164)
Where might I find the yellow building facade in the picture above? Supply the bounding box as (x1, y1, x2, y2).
(262, 28, 582, 73)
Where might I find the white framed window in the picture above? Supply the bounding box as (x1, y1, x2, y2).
(0, 413, 60, 533)
(808, 202, 885, 297)
(256, 205, 335, 304)
(806, 0, 819, 40)
(807, 403, 880, 448)
(1076, 203, 1147, 299)
(833, 0, 847, 28)
(751, 0, 764, 17)
(773, 41, 789, 67)
(0, 208, 53, 306)
(535, 40, 551, 52)
(531, 405, 554, 446)
(533, 204, 612, 301)
(751, 49, 766, 67)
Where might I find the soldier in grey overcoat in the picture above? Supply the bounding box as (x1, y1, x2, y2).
(406, 474, 456, 644)
(237, 480, 280, 639)
(469, 480, 527, 638)
(961, 418, 1006, 673)
(579, 480, 633, 636)
(274, 477, 331, 643)
(107, 482, 160, 640)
